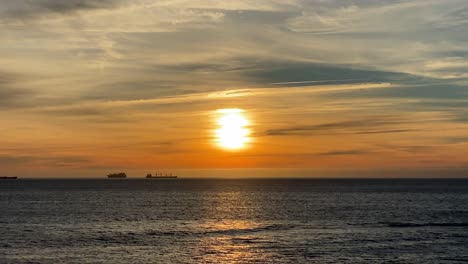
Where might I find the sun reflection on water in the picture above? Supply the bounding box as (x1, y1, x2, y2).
(192, 191, 271, 263)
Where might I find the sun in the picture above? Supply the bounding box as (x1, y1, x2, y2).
(215, 109, 250, 150)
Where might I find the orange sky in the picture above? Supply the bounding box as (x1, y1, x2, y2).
(2, 84, 468, 177)
(1, 1, 468, 177)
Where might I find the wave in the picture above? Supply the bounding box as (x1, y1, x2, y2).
(145, 230, 193, 236)
(145, 224, 297, 237)
(77, 225, 293, 246)
(384, 222, 468, 228)
(202, 224, 296, 235)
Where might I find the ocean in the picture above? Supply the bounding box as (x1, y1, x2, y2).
(1, 179, 467, 263)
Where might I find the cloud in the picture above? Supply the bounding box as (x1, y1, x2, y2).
(322, 80, 468, 124)
(245, 61, 413, 86)
(28, 82, 393, 125)
(0, 71, 35, 109)
(2, 0, 467, 110)
(354, 129, 414, 135)
(376, 144, 434, 154)
(265, 118, 404, 136)
(0, 155, 33, 165)
(445, 137, 468, 144)
(226, 149, 372, 158)
(0, 154, 92, 167)
(316, 149, 371, 156)
(451, 112, 468, 123)
(284, 0, 468, 79)
(0, 0, 122, 20)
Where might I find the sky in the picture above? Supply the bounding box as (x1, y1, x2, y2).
(1, 0, 468, 178)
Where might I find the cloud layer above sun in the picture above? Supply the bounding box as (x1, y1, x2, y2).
(1, 0, 468, 177)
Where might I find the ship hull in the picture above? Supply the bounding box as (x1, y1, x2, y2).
(146, 176, 178, 179)
(107, 173, 127, 179)
(0, 176, 18, 180)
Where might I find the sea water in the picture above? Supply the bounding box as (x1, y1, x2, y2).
(1, 179, 467, 263)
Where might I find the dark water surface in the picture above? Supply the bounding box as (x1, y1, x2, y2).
(1, 179, 468, 263)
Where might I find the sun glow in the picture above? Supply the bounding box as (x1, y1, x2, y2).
(215, 109, 250, 150)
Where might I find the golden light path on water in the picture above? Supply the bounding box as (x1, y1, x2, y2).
(215, 109, 251, 150)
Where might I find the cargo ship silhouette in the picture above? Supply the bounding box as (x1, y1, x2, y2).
(0, 176, 18, 180)
(146, 172, 177, 179)
(107, 173, 127, 179)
